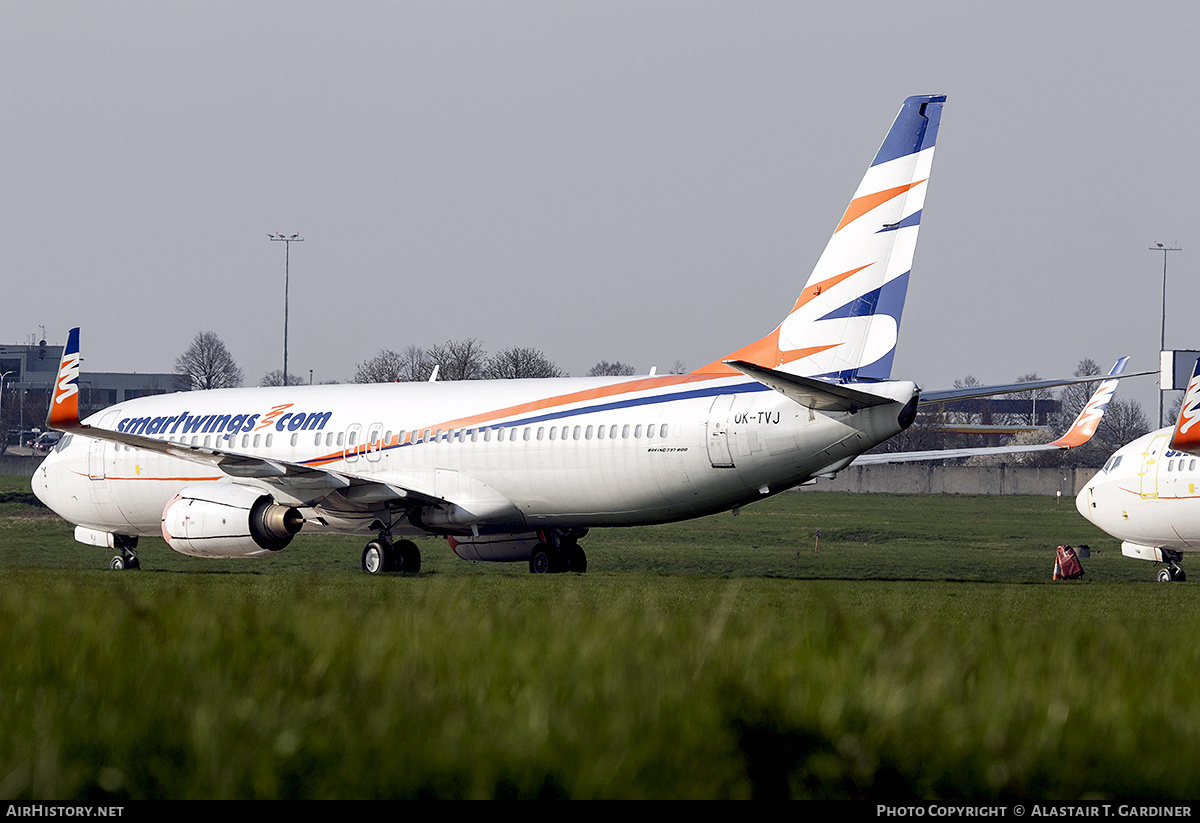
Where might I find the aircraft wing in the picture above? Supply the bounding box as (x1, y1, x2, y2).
(854, 357, 1129, 464)
(57, 417, 441, 506)
(45, 328, 442, 508)
(917, 362, 1149, 403)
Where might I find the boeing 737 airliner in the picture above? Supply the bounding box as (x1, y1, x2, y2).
(31, 95, 1123, 574)
(1078, 357, 1200, 581)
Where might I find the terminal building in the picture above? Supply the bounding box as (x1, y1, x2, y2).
(1, 337, 186, 439)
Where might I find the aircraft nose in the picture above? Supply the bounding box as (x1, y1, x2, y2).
(1075, 481, 1096, 524)
(31, 462, 52, 508)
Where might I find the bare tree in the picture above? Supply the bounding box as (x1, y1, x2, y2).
(175, 331, 243, 390)
(260, 370, 305, 387)
(354, 345, 438, 383)
(483, 347, 565, 379)
(426, 338, 487, 381)
(1006, 373, 1055, 427)
(588, 360, 637, 377)
(396, 345, 433, 382)
(1097, 397, 1151, 455)
(1057, 358, 1103, 427)
(354, 349, 404, 384)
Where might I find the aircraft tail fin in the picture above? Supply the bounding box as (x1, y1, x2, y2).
(1048, 356, 1127, 449)
(1169, 357, 1200, 454)
(695, 94, 944, 380)
(46, 327, 84, 432)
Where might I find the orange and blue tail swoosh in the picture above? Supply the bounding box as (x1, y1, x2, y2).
(47, 327, 83, 431)
(1170, 357, 1200, 454)
(696, 94, 945, 382)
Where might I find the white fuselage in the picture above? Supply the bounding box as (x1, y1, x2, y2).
(1076, 427, 1200, 554)
(33, 374, 916, 542)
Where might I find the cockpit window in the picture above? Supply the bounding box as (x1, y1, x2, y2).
(1103, 455, 1123, 474)
(53, 434, 73, 453)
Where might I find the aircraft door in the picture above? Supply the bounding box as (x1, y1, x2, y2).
(343, 424, 362, 463)
(87, 411, 119, 481)
(87, 438, 107, 481)
(366, 422, 384, 462)
(1139, 433, 1169, 498)
(706, 395, 736, 468)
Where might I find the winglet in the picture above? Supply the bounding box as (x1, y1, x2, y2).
(1048, 356, 1127, 449)
(46, 327, 85, 432)
(1169, 357, 1200, 454)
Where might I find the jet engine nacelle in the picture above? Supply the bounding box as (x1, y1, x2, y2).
(161, 482, 304, 558)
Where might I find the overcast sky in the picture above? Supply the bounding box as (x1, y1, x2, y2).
(3, 2, 1197, 417)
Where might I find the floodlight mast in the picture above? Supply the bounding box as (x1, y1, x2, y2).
(0, 370, 12, 444)
(1151, 242, 1182, 427)
(269, 233, 303, 385)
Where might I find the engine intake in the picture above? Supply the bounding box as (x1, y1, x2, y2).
(161, 482, 303, 558)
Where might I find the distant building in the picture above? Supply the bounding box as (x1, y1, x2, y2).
(0, 338, 187, 431)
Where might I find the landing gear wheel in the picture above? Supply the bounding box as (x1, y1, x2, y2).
(565, 543, 587, 573)
(108, 549, 139, 571)
(1158, 565, 1187, 582)
(362, 539, 391, 574)
(529, 547, 554, 574)
(393, 539, 421, 573)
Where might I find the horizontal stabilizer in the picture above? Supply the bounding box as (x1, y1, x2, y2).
(724, 360, 899, 412)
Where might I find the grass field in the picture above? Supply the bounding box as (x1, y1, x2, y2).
(2, 475, 1197, 800)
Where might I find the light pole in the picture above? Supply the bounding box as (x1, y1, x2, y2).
(0, 370, 12, 449)
(1151, 242, 1182, 427)
(269, 232, 303, 385)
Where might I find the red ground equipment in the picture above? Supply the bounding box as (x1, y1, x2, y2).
(1054, 545, 1085, 580)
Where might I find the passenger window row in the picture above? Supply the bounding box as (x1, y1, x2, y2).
(144, 421, 675, 452)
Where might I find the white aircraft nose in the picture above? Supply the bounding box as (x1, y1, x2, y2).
(1075, 481, 1095, 524)
(30, 451, 68, 516)
(32, 455, 57, 499)
(31, 466, 51, 508)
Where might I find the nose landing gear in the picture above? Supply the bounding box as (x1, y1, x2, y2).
(108, 536, 140, 571)
(1156, 551, 1186, 582)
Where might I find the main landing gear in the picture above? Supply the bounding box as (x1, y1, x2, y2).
(528, 531, 587, 574)
(1156, 551, 1187, 582)
(362, 536, 421, 574)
